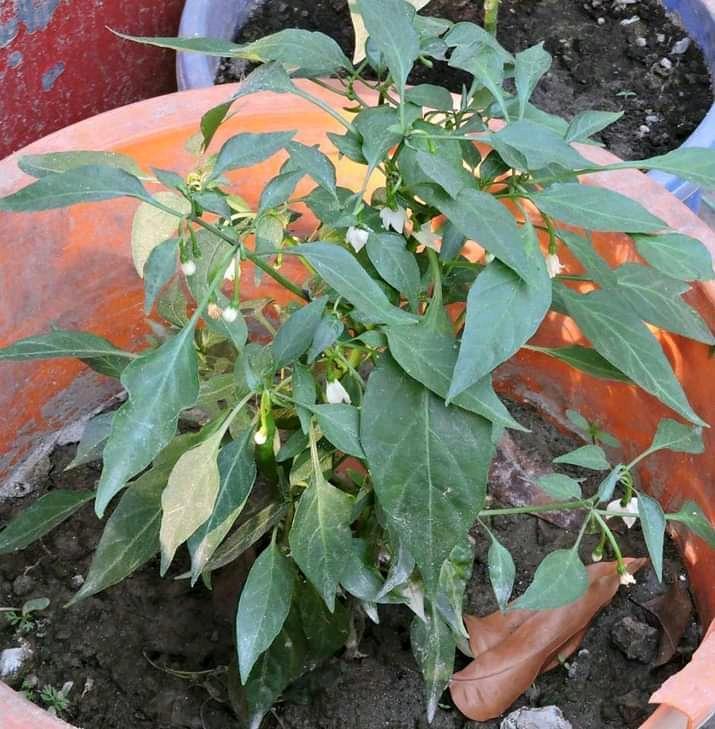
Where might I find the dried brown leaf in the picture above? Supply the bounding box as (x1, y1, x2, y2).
(641, 581, 693, 666)
(450, 558, 648, 721)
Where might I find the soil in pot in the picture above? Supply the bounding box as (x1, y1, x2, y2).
(216, 0, 712, 161)
(0, 401, 701, 729)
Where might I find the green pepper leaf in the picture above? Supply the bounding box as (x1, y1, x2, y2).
(448, 259, 551, 402)
(411, 610, 456, 723)
(0, 164, 154, 211)
(614, 263, 714, 345)
(668, 501, 715, 548)
(272, 297, 328, 368)
(638, 493, 666, 582)
(237, 541, 296, 683)
(356, 0, 420, 97)
(144, 238, 178, 314)
(559, 287, 704, 426)
(0, 491, 94, 554)
(486, 529, 516, 611)
(96, 324, 200, 516)
(536, 473, 584, 499)
(631, 233, 714, 282)
(0, 330, 135, 379)
(361, 357, 493, 591)
(366, 232, 421, 312)
(553, 444, 610, 470)
(648, 418, 704, 456)
(565, 110, 624, 143)
(291, 243, 417, 326)
(514, 43, 552, 119)
(288, 473, 354, 611)
(212, 131, 296, 179)
(511, 549, 588, 610)
(309, 404, 365, 458)
(532, 183, 667, 233)
(188, 431, 257, 583)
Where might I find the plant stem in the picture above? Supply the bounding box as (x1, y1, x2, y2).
(484, 0, 501, 36)
(479, 499, 593, 518)
(190, 217, 310, 302)
(292, 86, 358, 134)
(593, 511, 624, 564)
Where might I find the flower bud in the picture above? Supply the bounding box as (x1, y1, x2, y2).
(222, 306, 239, 323)
(181, 260, 196, 277)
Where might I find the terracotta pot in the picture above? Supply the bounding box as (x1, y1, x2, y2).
(0, 83, 713, 729)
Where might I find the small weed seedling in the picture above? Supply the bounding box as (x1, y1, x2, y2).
(39, 682, 73, 716)
(1, 597, 50, 635)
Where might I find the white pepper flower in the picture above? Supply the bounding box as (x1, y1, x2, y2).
(326, 379, 352, 405)
(254, 427, 268, 445)
(181, 260, 196, 277)
(619, 571, 636, 587)
(222, 306, 239, 323)
(224, 259, 237, 281)
(346, 226, 369, 252)
(545, 253, 565, 279)
(380, 205, 406, 234)
(606, 496, 639, 529)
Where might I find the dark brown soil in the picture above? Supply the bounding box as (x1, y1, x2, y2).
(216, 0, 712, 161)
(0, 402, 700, 729)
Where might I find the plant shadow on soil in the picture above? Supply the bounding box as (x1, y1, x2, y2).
(216, 0, 712, 162)
(0, 401, 701, 729)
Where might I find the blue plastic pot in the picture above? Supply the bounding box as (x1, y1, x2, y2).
(177, 0, 715, 211)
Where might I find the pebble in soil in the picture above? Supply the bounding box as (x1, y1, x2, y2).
(0, 401, 702, 729)
(216, 0, 712, 162)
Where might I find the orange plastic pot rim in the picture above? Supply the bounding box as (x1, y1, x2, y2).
(0, 82, 714, 729)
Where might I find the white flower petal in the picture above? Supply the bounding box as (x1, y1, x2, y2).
(545, 253, 565, 279)
(224, 259, 237, 281)
(222, 306, 239, 323)
(380, 206, 406, 234)
(606, 496, 639, 529)
(347, 226, 369, 252)
(181, 260, 196, 277)
(326, 379, 352, 404)
(619, 571, 636, 586)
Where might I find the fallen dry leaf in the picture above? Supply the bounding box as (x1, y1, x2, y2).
(450, 558, 648, 721)
(489, 432, 584, 530)
(641, 581, 694, 666)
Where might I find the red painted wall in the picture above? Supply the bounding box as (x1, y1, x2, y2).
(0, 0, 184, 159)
